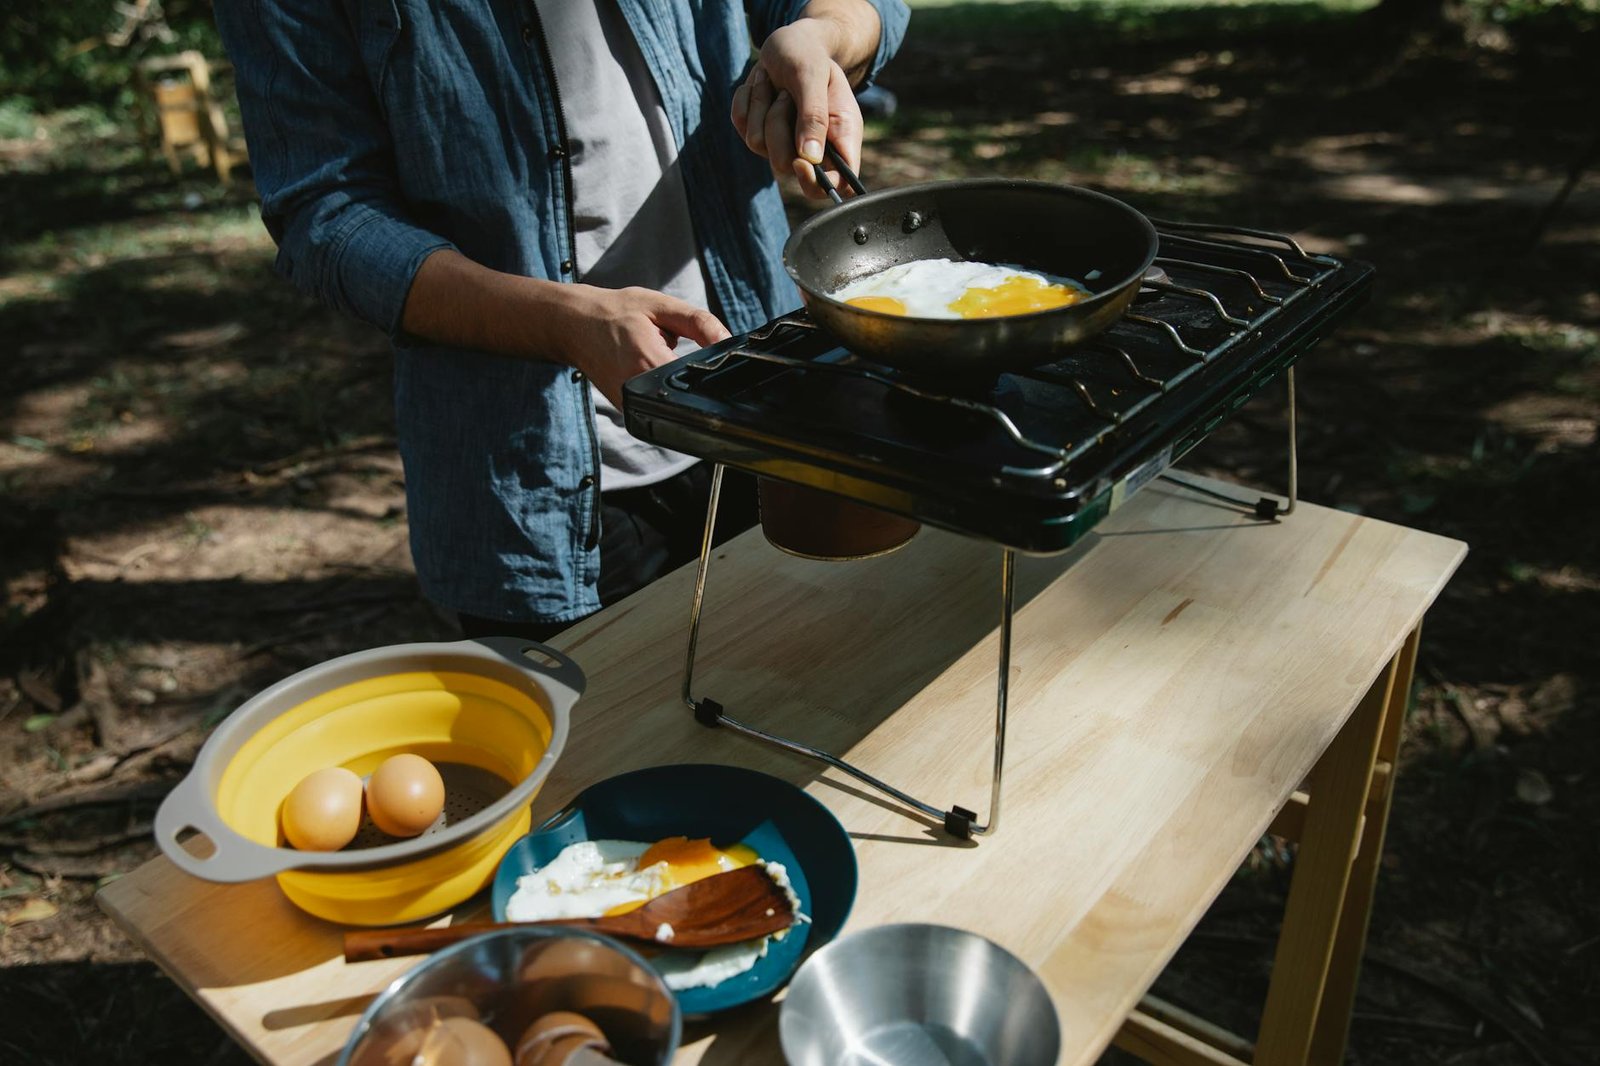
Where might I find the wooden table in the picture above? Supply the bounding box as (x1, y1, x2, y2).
(99, 474, 1464, 1066)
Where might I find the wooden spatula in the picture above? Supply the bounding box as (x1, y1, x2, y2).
(344, 864, 796, 962)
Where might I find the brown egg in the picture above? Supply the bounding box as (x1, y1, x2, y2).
(514, 1011, 610, 1066)
(516, 1034, 612, 1066)
(281, 767, 364, 851)
(412, 1016, 512, 1066)
(352, 999, 481, 1066)
(366, 753, 446, 837)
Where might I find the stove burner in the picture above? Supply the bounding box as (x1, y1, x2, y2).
(1135, 264, 1172, 305)
(874, 362, 1006, 397)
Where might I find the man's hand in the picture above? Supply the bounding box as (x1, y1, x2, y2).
(556, 285, 731, 407)
(400, 250, 729, 407)
(732, 22, 861, 199)
(731, 4, 883, 199)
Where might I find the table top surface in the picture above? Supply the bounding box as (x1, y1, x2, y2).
(98, 474, 1465, 1066)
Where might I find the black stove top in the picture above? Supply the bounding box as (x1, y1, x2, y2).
(624, 223, 1374, 553)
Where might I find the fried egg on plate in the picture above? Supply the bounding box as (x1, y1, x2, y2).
(504, 837, 804, 991)
(830, 257, 1090, 319)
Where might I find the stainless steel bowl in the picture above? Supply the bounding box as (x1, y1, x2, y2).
(780, 923, 1060, 1066)
(339, 927, 681, 1066)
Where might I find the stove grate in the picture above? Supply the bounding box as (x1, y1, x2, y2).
(664, 223, 1344, 482)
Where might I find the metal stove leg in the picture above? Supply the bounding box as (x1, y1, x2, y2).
(680, 464, 1013, 839)
(680, 464, 723, 720)
(1157, 365, 1300, 520)
(1283, 366, 1299, 516)
(955, 546, 1014, 838)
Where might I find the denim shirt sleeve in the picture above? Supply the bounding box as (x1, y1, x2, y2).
(748, 1, 912, 88)
(213, 0, 453, 336)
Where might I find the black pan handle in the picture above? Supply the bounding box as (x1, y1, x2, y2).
(812, 141, 868, 205)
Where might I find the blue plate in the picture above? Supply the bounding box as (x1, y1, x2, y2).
(491, 763, 856, 1016)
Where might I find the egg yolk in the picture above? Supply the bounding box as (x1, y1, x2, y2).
(844, 295, 908, 315)
(947, 274, 1087, 318)
(603, 836, 759, 915)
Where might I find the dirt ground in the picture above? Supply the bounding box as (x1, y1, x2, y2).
(2, 4, 1596, 1064)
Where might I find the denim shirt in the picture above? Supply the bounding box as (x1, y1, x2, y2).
(215, 0, 909, 623)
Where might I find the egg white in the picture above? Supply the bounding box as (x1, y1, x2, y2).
(504, 839, 802, 992)
(505, 840, 662, 922)
(830, 257, 1086, 318)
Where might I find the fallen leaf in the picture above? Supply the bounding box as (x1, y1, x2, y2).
(1503, 987, 1545, 1030)
(1401, 491, 1437, 515)
(1496, 696, 1537, 737)
(67, 752, 119, 784)
(17, 671, 62, 714)
(3, 897, 58, 926)
(22, 713, 56, 733)
(1529, 674, 1578, 718)
(1515, 767, 1554, 806)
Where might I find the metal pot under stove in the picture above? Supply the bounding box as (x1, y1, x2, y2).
(758, 478, 920, 560)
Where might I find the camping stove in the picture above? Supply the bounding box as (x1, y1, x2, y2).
(623, 221, 1374, 838)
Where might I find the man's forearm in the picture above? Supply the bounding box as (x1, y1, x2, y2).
(800, 0, 883, 85)
(400, 249, 572, 361)
(396, 250, 731, 407)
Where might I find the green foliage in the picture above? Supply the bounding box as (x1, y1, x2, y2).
(900, 0, 1598, 40)
(904, 0, 1382, 42)
(1477, 0, 1600, 19)
(0, 96, 40, 139)
(0, 0, 224, 111)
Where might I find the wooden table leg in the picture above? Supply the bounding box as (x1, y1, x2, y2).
(1253, 625, 1420, 1066)
(1304, 625, 1419, 1065)
(1112, 625, 1422, 1066)
(1119, 995, 1254, 1066)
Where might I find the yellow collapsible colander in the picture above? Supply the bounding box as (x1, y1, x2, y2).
(154, 637, 580, 926)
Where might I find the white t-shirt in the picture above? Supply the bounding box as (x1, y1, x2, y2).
(532, 0, 706, 492)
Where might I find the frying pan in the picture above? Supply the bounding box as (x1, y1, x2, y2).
(783, 147, 1159, 376)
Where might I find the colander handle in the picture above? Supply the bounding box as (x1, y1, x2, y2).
(470, 636, 587, 710)
(153, 768, 298, 883)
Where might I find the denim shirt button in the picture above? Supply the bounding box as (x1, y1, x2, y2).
(578, 475, 596, 489)
(520, 23, 535, 43)
(550, 145, 566, 160)
(570, 369, 584, 383)
(560, 259, 574, 274)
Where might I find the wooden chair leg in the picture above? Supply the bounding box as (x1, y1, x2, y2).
(1253, 629, 1413, 1065)
(131, 69, 159, 167)
(188, 54, 234, 186)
